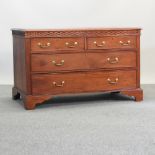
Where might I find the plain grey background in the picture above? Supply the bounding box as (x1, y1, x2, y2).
(0, 0, 155, 84)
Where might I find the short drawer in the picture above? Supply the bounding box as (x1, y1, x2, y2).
(31, 38, 84, 52)
(87, 51, 136, 69)
(87, 36, 136, 49)
(31, 53, 88, 72)
(32, 70, 137, 95)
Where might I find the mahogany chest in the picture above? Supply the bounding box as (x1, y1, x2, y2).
(12, 28, 143, 110)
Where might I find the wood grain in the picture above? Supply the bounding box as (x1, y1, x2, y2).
(31, 38, 84, 52)
(86, 51, 136, 69)
(87, 36, 136, 49)
(31, 51, 136, 72)
(32, 70, 137, 95)
(13, 35, 27, 93)
(12, 28, 143, 110)
(31, 53, 88, 72)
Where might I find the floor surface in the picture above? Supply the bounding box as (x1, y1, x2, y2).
(0, 85, 155, 155)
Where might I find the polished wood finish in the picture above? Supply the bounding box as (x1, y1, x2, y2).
(31, 51, 136, 72)
(32, 70, 136, 95)
(120, 88, 143, 101)
(86, 51, 136, 69)
(22, 94, 52, 110)
(31, 38, 84, 52)
(13, 36, 27, 93)
(12, 28, 143, 110)
(31, 53, 88, 72)
(87, 36, 136, 49)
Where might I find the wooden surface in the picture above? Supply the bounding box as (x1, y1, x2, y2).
(31, 53, 88, 72)
(31, 51, 136, 72)
(31, 38, 85, 52)
(12, 28, 143, 110)
(87, 36, 136, 49)
(32, 70, 137, 95)
(13, 35, 27, 93)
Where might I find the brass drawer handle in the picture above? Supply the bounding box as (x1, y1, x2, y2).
(53, 81, 65, 87)
(52, 60, 64, 66)
(38, 42, 51, 48)
(107, 57, 119, 64)
(93, 41, 105, 47)
(65, 42, 78, 48)
(107, 78, 119, 84)
(119, 40, 131, 46)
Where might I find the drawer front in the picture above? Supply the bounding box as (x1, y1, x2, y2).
(31, 51, 136, 72)
(32, 70, 136, 95)
(87, 36, 136, 49)
(87, 51, 136, 69)
(31, 53, 88, 72)
(31, 38, 84, 52)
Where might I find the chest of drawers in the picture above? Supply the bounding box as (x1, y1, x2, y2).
(12, 28, 143, 110)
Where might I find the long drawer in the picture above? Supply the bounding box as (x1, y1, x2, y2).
(32, 70, 137, 95)
(31, 51, 136, 72)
